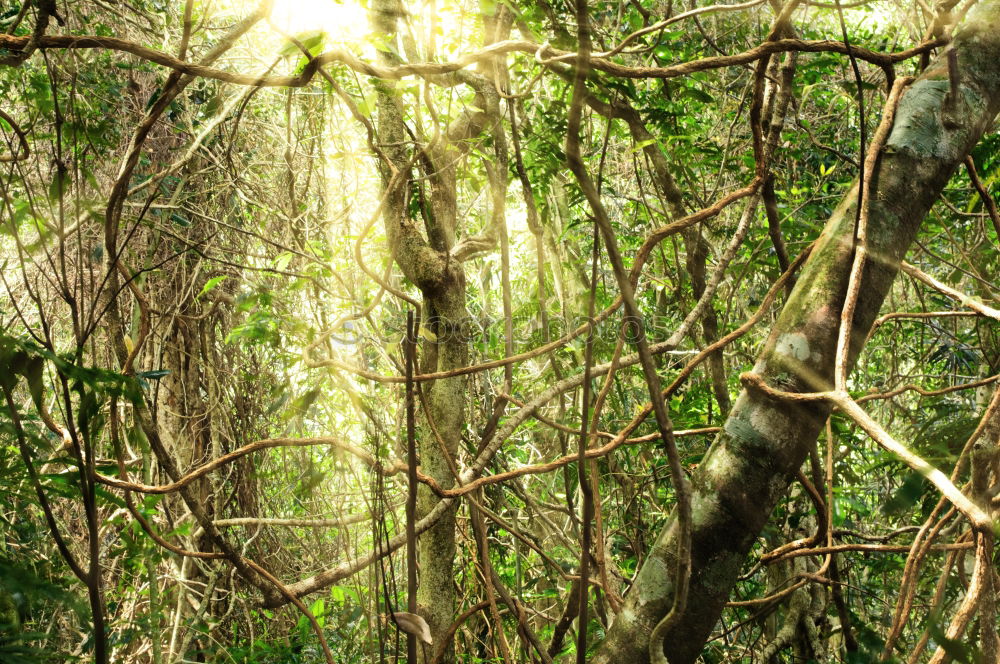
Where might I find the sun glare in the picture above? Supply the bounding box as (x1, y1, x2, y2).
(269, 0, 372, 46)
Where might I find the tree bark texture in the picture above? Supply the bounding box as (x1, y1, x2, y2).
(371, 1, 470, 659)
(592, 5, 1000, 662)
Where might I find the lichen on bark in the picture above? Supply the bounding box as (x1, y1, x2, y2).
(591, 4, 1000, 661)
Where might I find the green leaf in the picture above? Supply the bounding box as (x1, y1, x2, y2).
(23, 355, 44, 411)
(96, 486, 126, 509)
(48, 170, 69, 202)
(279, 30, 326, 56)
(168, 521, 193, 538)
(881, 472, 925, 516)
(680, 86, 714, 104)
(630, 138, 658, 153)
(197, 276, 227, 300)
(273, 252, 293, 272)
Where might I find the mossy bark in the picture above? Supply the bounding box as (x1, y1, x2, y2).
(592, 5, 1000, 662)
(371, 1, 470, 659)
(414, 286, 468, 664)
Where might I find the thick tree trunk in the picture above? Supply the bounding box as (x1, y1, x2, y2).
(370, 1, 469, 658)
(593, 6, 1000, 662)
(415, 288, 468, 664)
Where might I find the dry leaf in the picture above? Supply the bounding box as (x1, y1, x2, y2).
(392, 611, 433, 644)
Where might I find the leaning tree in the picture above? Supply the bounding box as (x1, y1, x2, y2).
(1, 0, 999, 662)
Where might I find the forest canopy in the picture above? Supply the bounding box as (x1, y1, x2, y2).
(1, 0, 999, 662)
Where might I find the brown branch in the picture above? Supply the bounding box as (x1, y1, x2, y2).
(308, 300, 621, 383)
(262, 495, 455, 608)
(965, 155, 1000, 240)
(927, 533, 994, 663)
(834, 77, 913, 389)
(420, 429, 718, 498)
(0, 108, 29, 162)
(901, 261, 1000, 320)
(766, 541, 974, 562)
(856, 373, 999, 403)
(867, 310, 977, 339)
(740, 373, 993, 530)
(95, 436, 388, 494)
(212, 514, 374, 528)
(245, 560, 336, 664)
(0, 33, 946, 85)
(598, 242, 814, 454)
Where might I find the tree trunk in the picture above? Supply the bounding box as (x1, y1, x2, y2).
(415, 288, 468, 664)
(370, 1, 472, 658)
(593, 5, 1000, 662)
